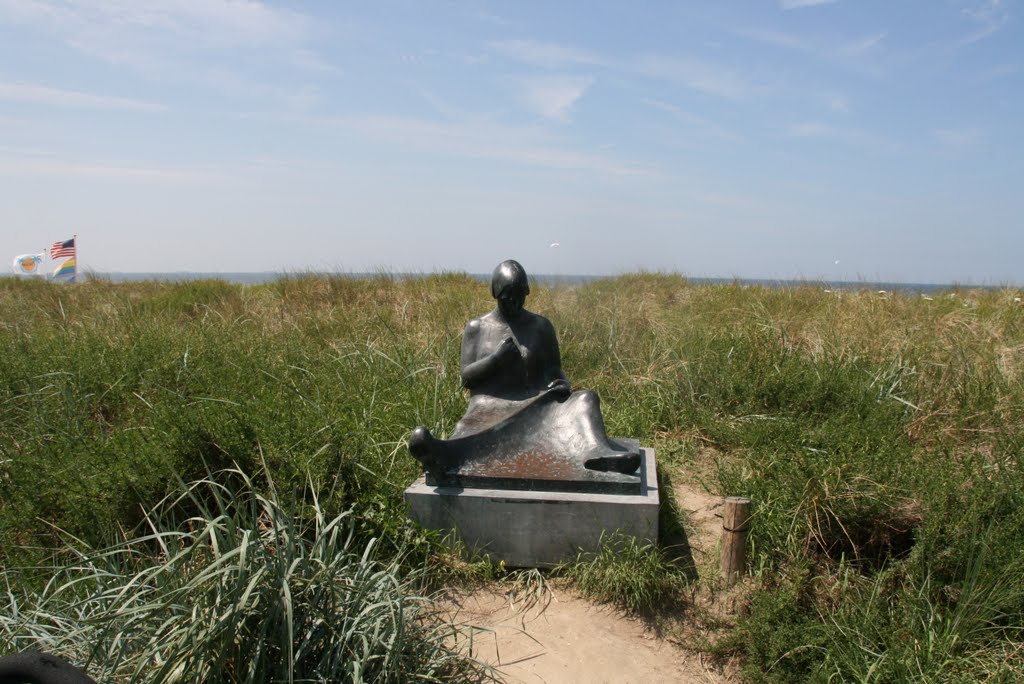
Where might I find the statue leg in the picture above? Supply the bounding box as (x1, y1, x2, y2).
(411, 391, 640, 477)
(565, 391, 641, 474)
(410, 426, 503, 473)
(409, 426, 465, 472)
(584, 451, 641, 474)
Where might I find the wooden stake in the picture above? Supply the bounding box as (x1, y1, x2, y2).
(721, 496, 752, 587)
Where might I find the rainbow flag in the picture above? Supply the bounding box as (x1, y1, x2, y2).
(54, 257, 76, 282)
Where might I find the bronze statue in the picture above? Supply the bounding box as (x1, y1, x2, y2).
(409, 260, 641, 487)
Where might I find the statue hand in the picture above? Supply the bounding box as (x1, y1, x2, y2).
(496, 336, 520, 361)
(546, 378, 571, 398)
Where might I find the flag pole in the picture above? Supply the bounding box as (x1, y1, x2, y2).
(74, 233, 78, 283)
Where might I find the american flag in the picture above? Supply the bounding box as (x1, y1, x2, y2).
(50, 238, 75, 259)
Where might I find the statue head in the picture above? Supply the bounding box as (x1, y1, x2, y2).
(491, 260, 530, 299)
(491, 260, 529, 319)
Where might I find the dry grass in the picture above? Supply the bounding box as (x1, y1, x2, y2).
(2, 274, 1023, 682)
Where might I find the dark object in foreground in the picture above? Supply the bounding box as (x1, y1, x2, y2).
(409, 260, 640, 493)
(0, 651, 96, 684)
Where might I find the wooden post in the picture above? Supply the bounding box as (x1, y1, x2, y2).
(721, 496, 752, 587)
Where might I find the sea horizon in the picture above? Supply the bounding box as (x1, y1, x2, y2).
(70, 271, 1024, 294)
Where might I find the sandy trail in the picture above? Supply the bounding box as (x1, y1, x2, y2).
(674, 484, 725, 567)
(450, 587, 727, 684)
(447, 483, 737, 684)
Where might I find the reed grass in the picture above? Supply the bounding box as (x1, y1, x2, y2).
(0, 467, 494, 683)
(2, 274, 1023, 682)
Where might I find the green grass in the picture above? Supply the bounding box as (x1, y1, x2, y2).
(2, 274, 1024, 682)
(558, 531, 689, 614)
(1, 467, 494, 683)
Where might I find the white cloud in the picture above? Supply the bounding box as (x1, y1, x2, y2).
(733, 27, 810, 51)
(824, 92, 849, 113)
(0, 81, 166, 112)
(781, 0, 839, 9)
(490, 38, 757, 101)
(837, 31, 887, 57)
(960, 0, 1010, 44)
(788, 122, 833, 137)
(0, 0, 335, 117)
(976, 62, 1021, 81)
(634, 55, 753, 99)
(0, 0, 316, 92)
(281, 85, 322, 114)
(519, 75, 593, 121)
(963, 0, 1008, 25)
(489, 39, 605, 68)
(786, 121, 896, 152)
(641, 98, 741, 140)
(289, 49, 339, 74)
(932, 127, 984, 147)
(0, 0, 308, 47)
(734, 25, 887, 76)
(291, 113, 654, 177)
(693, 192, 757, 208)
(0, 152, 220, 183)
(474, 11, 510, 26)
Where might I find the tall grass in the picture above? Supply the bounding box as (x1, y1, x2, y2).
(0, 275, 473, 566)
(0, 467, 493, 683)
(558, 531, 688, 614)
(2, 275, 1023, 681)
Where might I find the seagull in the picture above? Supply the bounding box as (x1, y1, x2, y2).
(550, 242, 560, 248)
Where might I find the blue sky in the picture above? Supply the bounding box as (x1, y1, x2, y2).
(1, 1, 1021, 283)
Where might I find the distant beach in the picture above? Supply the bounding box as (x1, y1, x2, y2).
(90, 272, 1015, 294)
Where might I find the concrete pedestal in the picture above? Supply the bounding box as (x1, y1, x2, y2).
(404, 447, 658, 568)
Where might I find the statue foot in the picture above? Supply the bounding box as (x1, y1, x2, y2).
(409, 426, 437, 469)
(410, 426, 468, 475)
(584, 451, 641, 474)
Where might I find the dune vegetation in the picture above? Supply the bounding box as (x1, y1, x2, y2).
(1, 273, 1023, 682)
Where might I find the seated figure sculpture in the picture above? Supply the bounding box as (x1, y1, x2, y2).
(409, 260, 641, 483)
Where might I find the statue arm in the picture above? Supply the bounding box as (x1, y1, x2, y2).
(460, 320, 518, 389)
(541, 318, 571, 395)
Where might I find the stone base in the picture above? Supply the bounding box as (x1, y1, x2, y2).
(404, 447, 658, 568)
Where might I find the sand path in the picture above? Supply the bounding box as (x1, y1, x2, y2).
(447, 483, 737, 684)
